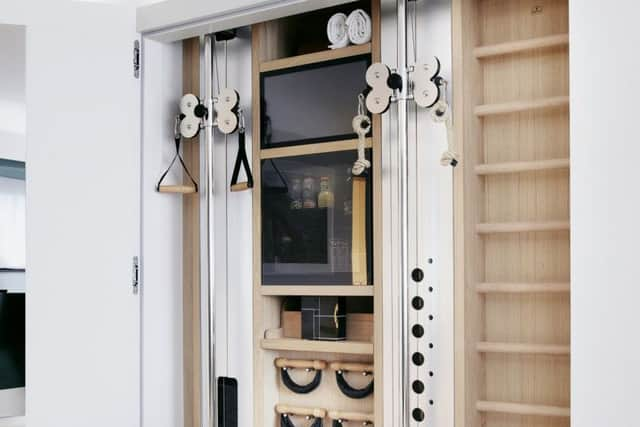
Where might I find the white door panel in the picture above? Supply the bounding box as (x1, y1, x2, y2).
(3, 2, 140, 426)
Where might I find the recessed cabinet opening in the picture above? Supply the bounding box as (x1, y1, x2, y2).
(261, 150, 373, 286)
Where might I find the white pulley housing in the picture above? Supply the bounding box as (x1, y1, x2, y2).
(214, 88, 240, 135)
(179, 93, 202, 138)
(365, 63, 393, 114)
(413, 57, 442, 108)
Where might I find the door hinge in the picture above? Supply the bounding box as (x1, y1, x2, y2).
(132, 256, 139, 294)
(133, 40, 140, 79)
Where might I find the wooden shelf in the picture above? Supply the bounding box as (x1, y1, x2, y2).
(261, 138, 372, 160)
(475, 158, 569, 175)
(477, 342, 570, 355)
(260, 44, 372, 73)
(475, 96, 569, 117)
(261, 338, 374, 355)
(477, 282, 570, 294)
(261, 285, 374, 297)
(477, 221, 570, 234)
(477, 401, 570, 417)
(474, 34, 569, 59)
(158, 184, 197, 194)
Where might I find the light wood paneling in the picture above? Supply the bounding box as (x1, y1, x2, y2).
(182, 37, 201, 427)
(260, 138, 372, 160)
(261, 285, 374, 296)
(454, 0, 570, 426)
(261, 338, 374, 355)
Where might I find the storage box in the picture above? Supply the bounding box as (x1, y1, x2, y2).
(346, 313, 373, 342)
(282, 310, 302, 339)
(301, 296, 346, 341)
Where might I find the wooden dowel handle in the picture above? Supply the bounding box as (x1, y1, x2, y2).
(276, 404, 326, 419)
(158, 184, 197, 194)
(230, 182, 251, 192)
(328, 410, 375, 423)
(275, 358, 327, 371)
(329, 362, 374, 373)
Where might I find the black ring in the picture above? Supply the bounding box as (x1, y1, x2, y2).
(335, 370, 374, 399)
(281, 368, 322, 394)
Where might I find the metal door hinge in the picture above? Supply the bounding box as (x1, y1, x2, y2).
(133, 40, 140, 79)
(132, 256, 139, 294)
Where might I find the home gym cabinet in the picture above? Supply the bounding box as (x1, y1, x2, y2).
(453, 0, 571, 426)
(251, 2, 384, 426)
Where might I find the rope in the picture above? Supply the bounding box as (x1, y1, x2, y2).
(352, 94, 371, 176)
(431, 99, 459, 167)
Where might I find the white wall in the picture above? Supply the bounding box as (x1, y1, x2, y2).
(0, 24, 26, 162)
(570, 1, 640, 426)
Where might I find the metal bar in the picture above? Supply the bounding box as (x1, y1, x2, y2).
(201, 34, 217, 427)
(396, 0, 410, 426)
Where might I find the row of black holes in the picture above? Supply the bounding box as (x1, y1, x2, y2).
(411, 266, 434, 423)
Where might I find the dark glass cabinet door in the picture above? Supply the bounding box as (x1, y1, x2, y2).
(262, 150, 373, 285)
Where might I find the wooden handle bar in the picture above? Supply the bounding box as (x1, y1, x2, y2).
(276, 404, 326, 419)
(230, 182, 251, 192)
(275, 358, 327, 371)
(329, 362, 374, 373)
(158, 184, 197, 194)
(329, 410, 375, 423)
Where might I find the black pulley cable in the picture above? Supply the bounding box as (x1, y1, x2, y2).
(281, 367, 322, 394)
(230, 125, 253, 192)
(335, 370, 374, 399)
(156, 115, 199, 192)
(281, 414, 323, 427)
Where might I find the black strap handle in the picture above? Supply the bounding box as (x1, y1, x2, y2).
(156, 136, 199, 192)
(281, 367, 322, 394)
(230, 129, 253, 190)
(281, 414, 322, 427)
(335, 371, 374, 399)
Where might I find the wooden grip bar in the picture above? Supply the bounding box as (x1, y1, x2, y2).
(329, 362, 374, 373)
(230, 182, 251, 192)
(158, 184, 197, 194)
(275, 358, 327, 371)
(276, 404, 326, 419)
(329, 411, 375, 423)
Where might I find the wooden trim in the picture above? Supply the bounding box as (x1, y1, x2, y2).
(475, 96, 569, 117)
(474, 34, 569, 59)
(476, 401, 570, 417)
(477, 342, 570, 355)
(260, 138, 372, 159)
(475, 158, 569, 175)
(476, 221, 570, 234)
(260, 43, 371, 72)
(182, 37, 201, 427)
(261, 338, 374, 355)
(260, 285, 374, 296)
(477, 282, 570, 294)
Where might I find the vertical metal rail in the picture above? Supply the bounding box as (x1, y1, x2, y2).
(201, 34, 217, 427)
(396, 0, 411, 425)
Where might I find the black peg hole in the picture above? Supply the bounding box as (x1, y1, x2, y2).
(412, 296, 424, 310)
(429, 343, 434, 349)
(429, 400, 434, 406)
(428, 315, 434, 321)
(412, 380, 425, 394)
(412, 324, 424, 338)
(412, 268, 424, 282)
(412, 408, 425, 422)
(428, 286, 434, 293)
(429, 371, 434, 377)
(412, 352, 425, 366)
(428, 258, 434, 264)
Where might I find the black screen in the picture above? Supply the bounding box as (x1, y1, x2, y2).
(0, 293, 25, 389)
(261, 56, 370, 148)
